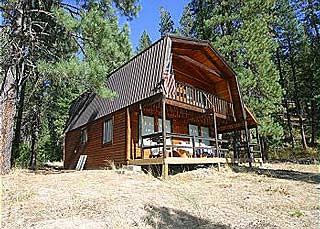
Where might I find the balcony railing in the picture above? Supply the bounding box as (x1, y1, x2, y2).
(167, 81, 234, 118)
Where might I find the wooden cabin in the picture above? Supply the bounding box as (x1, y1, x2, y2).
(63, 35, 262, 176)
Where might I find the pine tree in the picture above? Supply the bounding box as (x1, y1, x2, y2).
(0, 0, 138, 173)
(292, 0, 320, 146)
(238, 0, 283, 142)
(275, 0, 319, 148)
(177, 5, 194, 37)
(35, 3, 134, 167)
(188, 0, 284, 144)
(159, 6, 175, 37)
(188, 0, 215, 39)
(135, 30, 152, 54)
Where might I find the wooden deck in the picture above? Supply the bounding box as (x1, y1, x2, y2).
(128, 157, 263, 166)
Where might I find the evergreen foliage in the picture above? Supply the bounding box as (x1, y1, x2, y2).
(159, 6, 175, 37)
(177, 5, 194, 37)
(183, 0, 319, 149)
(0, 0, 138, 170)
(188, 0, 283, 142)
(135, 30, 152, 54)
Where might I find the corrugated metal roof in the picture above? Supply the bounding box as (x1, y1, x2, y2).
(65, 36, 171, 132)
(65, 34, 258, 133)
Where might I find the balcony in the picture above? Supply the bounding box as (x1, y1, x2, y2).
(166, 81, 235, 119)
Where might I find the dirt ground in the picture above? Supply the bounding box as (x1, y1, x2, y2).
(1, 163, 319, 229)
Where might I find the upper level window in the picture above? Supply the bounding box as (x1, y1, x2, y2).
(80, 128, 88, 145)
(103, 118, 113, 144)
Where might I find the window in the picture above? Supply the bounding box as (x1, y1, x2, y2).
(189, 124, 199, 136)
(142, 116, 155, 136)
(80, 128, 88, 145)
(201, 127, 210, 145)
(139, 116, 155, 146)
(189, 124, 199, 143)
(158, 118, 171, 133)
(103, 118, 113, 144)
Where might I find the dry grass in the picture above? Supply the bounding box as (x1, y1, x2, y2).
(1, 163, 319, 229)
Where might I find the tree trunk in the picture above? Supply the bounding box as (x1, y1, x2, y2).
(288, 38, 308, 149)
(260, 136, 268, 162)
(0, 69, 17, 175)
(11, 79, 26, 165)
(29, 129, 37, 170)
(276, 48, 295, 148)
(29, 107, 39, 170)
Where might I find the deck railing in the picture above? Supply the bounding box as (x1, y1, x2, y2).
(167, 81, 234, 118)
(139, 132, 229, 159)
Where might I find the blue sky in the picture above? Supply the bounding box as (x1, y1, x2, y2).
(120, 0, 190, 50)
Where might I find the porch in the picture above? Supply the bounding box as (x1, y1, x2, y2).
(125, 81, 262, 177)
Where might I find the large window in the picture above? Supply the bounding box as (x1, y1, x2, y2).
(142, 116, 155, 136)
(139, 116, 155, 146)
(103, 118, 113, 144)
(158, 118, 171, 133)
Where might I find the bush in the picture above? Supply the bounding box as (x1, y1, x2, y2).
(269, 146, 319, 163)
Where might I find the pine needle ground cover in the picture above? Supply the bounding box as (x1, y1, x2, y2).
(1, 163, 319, 228)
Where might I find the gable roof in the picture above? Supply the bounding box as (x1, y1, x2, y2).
(65, 35, 257, 132)
(65, 36, 171, 132)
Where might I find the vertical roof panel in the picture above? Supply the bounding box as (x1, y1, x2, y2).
(66, 36, 171, 132)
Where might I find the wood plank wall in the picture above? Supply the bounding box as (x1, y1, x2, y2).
(64, 109, 127, 169)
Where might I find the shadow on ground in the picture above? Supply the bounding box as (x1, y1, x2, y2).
(143, 204, 231, 229)
(232, 166, 319, 184)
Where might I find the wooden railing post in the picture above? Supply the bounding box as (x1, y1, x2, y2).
(192, 136, 196, 158)
(214, 113, 219, 157)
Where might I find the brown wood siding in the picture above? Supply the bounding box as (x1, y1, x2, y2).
(64, 109, 127, 169)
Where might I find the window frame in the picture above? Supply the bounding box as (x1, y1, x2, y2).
(200, 126, 210, 145)
(157, 118, 172, 133)
(138, 115, 155, 146)
(80, 128, 88, 146)
(188, 124, 199, 143)
(103, 117, 114, 145)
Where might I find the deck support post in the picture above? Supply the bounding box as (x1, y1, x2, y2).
(256, 127, 263, 166)
(213, 112, 219, 157)
(139, 104, 144, 159)
(232, 131, 238, 164)
(161, 96, 168, 179)
(243, 118, 252, 167)
(162, 159, 169, 179)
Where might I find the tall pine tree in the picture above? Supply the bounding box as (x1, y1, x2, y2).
(177, 5, 194, 37)
(135, 30, 152, 54)
(159, 6, 175, 37)
(0, 0, 138, 173)
(188, 0, 284, 145)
